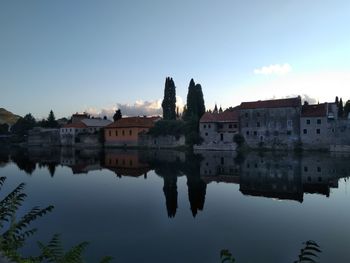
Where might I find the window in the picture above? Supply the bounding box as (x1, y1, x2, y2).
(303, 129, 307, 134)
(254, 131, 257, 136)
(246, 131, 250, 136)
(246, 123, 249, 127)
(332, 128, 335, 133)
(306, 119, 311, 125)
(129, 130, 132, 135)
(245, 113, 248, 118)
(203, 124, 207, 129)
(287, 131, 292, 135)
(287, 120, 293, 129)
(318, 177, 322, 182)
(316, 129, 320, 134)
(317, 119, 321, 124)
(122, 130, 125, 136)
(304, 166, 308, 172)
(205, 132, 208, 136)
(229, 124, 233, 129)
(109, 131, 111, 136)
(218, 124, 223, 129)
(257, 112, 260, 117)
(317, 167, 321, 172)
(234, 124, 237, 128)
(220, 134, 224, 141)
(208, 124, 211, 128)
(115, 130, 118, 136)
(257, 122, 260, 127)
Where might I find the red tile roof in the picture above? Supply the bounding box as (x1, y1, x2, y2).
(62, 122, 87, 128)
(106, 116, 160, 129)
(240, 97, 301, 110)
(301, 103, 327, 117)
(200, 110, 239, 123)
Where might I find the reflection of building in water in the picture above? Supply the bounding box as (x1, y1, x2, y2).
(60, 148, 102, 174)
(200, 151, 350, 202)
(104, 150, 150, 178)
(240, 153, 303, 202)
(199, 151, 240, 184)
(301, 154, 350, 197)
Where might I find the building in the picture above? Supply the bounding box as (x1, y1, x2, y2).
(60, 118, 111, 146)
(27, 127, 60, 146)
(71, 113, 90, 124)
(239, 97, 302, 149)
(300, 103, 336, 149)
(104, 116, 160, 147)
(60, 122, 88, 145)
(198, 109, 239, 150)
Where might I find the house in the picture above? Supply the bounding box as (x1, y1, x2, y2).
(71, 113, 90, 124)
(239, 97, 302, 149)
(300, 103, 334, 149)
(197, 108, 239, 150)
(27, 127, 60, 146)
(60, 122, 88, 145)
(104, 116, 160, 147)
(60, 118, 112, 146)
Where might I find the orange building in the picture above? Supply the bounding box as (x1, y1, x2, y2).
(104, 116, 160, 147)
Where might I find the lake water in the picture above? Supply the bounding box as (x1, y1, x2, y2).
(0, 147, 350, 262)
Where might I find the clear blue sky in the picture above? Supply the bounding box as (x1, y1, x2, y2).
(1, 0, 350, 118)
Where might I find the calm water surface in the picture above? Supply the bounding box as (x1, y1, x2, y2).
(0, 147, 349, 262)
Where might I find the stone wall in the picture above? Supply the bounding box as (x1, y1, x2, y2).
(139, 134, 186, 148)
(239, 107, 301, 149)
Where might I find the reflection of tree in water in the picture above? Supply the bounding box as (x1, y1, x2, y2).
(184, 154, 206, 218)
(153, 161, 181, 218)
(0, 150, 10, 166)
(11, 149, 36, 175)
(39, 162, 59, 177)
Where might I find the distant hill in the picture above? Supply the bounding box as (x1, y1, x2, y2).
(0, 108, 21, 125)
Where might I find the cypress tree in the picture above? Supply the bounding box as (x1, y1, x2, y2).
(344, 100, 350, 118)
(162, 77, 176, 120)
(335, 96, 339, 106)
(46, 110, 58, 128)
(195, 84, 205, 118)
(338, 98, 344, 118)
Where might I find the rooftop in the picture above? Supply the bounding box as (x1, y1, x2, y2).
(200, 109, 239, 123)
(240, 97, 301, 110)
(106, 116, 160, 129)
(301, 103, 327, 117)
(62, 122, 87, 129)
(81, 118, 112, 127)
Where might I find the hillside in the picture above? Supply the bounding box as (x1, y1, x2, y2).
(0, 108, 21, 125)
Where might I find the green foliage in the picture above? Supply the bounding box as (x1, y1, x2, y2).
(294, 240, 322, 263)
(161, 77, 177, 120)
(0, 176, 113, 263)
(338, 98, 344, 117)
(0, 123, 9, 134)
(344, 100, 350, 118)
(113, 109, 122, 122)
(148, 120, 185, 138)
(11, 114, 36, 136)
(233, 134, 245, 147)
(220, 249, 235, 263)
(184, 79, 206, 121)
(184, 117, 202, 146)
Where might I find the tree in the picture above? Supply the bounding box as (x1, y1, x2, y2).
(11, 114, 36, 136)
(0, 123, 9, 134)
(113, 109, 122, 122)
(338, 98, 344, 118)
(46, 110, 59, 128)
(161, 77, 177, 120)
(213, 104, 218, 113)
(184, 79, 205, 121)
(335, 96, 339, 106)
(344, 100, 350, 118)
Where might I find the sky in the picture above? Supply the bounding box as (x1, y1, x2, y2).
(1, 0, 350, 119)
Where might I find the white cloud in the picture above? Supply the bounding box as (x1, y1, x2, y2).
(85, 96, 184, 119)
(234, 70, 350, 106)
(254, 63, 292, 75)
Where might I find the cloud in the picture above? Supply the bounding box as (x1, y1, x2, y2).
(85, 96, 184, 119)
(233, 70, 350, 107)
(254, 63, 292, 75)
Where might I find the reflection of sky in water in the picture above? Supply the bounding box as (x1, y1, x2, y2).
(0, 151, 350, 263)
